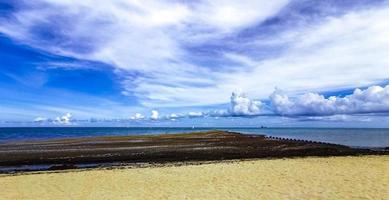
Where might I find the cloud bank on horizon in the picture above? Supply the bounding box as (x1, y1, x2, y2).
(34, 84, 389, 123)
(1, 0, 389, 125)
(172, 84, 389, 118)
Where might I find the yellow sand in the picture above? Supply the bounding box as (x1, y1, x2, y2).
(1, 156, 388, 200)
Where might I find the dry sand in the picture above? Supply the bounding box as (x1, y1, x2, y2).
(1, 156, 388, 200)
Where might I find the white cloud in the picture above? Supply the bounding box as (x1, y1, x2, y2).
(302, 115, 350, 122)
(130, 113, 144, 120)
(188, 111, 204, 118)
(270, 85, 389, 116)
(207, 110, 230, 117)
(166, 113, 180, 120)
(1, 1, 389, 109)
(163, 92, 264, 118)
(168, 113, 178, 118)
(185, 0, 290, 36)
(163, 84, 389, 118)
(0, 0, 290, 107)
(33, 117, 48, 123)
(229, 92, 262, 116)
(54, 113, 73, 124)
(150, 110, 159, 120)
(216, 6, 389, 102)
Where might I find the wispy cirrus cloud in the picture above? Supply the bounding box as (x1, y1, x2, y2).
(0, 0, 288, 107)
(1, 0, 389, 114)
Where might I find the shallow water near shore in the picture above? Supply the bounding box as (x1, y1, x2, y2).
(1, 127, 389, 148)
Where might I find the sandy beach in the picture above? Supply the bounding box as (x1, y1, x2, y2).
(1, 155, 388, 200)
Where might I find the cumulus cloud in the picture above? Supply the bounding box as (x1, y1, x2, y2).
(188, 112, 204, 118)
(207, 110, 230, 118)
(229, 92, 263, 116)
(164, 84, 389, 119)
(168, 113, 179, 119)
(150, 110, 159, 120)
(163, 92, 265, 119)
(33, 117, 48, 123)
(55, 113, 73, 124)
(270, 85, 389, 116)
(33, 117, 50, 124)
(33, 113, 74, 124)
(130, 113, 144, 120)
(165, 113, 182, 120)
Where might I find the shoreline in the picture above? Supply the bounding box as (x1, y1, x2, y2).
(0, 154, 387, 177)
(1, 131, 387, 173)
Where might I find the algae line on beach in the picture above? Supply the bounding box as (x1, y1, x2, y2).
(1, 131, 385, 173)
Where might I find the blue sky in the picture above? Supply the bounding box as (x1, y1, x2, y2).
(1, 0, 389, 127)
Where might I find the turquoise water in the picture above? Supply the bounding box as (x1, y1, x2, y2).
(0, 127, 388, 148)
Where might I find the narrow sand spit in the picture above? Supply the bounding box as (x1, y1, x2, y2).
(1, 156, 388, 200)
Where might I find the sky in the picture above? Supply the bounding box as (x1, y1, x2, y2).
(1, 0, 389, 127)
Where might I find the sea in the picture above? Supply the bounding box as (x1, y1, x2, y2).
(0, 127, 389, 148)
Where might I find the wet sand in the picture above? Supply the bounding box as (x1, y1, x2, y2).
(0, 155, 388, 199)
(0, 131, 384, 173)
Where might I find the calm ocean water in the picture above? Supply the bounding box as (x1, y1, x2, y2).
(0, 127, 388, 148)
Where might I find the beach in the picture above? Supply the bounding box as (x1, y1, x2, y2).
(0, 155, 388, 199)
(1, 131, 388, 199)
